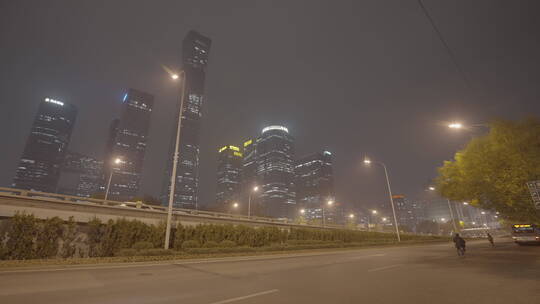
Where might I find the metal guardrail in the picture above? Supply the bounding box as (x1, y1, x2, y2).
(0, 187, 343, 228)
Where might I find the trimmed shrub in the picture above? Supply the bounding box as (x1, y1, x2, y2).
(181, 240, 201, 249)
(115, 248, 138, 257)
(138, 249, 175, 256)
(203, 241, 219, 248)
(219, 240, 237, 248)
(132, 241, 154, 250)
(35, 216, 63, 259)
(5, 213, 39, 260)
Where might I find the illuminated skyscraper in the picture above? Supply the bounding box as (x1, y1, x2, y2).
(104, 88, 154, 201)
(162, 30, 211, 209)
(256, 125, 296, 218)
(13, 97, 77, 192)
(58, 151, 103, 197)
(295, 151, 334, 222)
(216, 145, 243, 207)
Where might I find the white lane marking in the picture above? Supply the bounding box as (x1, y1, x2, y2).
(0, 250, 387, 274)
(209, 289, 279, 304)
(367, 264, 401, 272)
(347, 253, 386, 260)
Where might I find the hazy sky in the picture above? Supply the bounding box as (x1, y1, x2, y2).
(1, 0, 539, 210)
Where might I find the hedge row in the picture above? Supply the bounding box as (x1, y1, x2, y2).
(0, 213, 445, 260)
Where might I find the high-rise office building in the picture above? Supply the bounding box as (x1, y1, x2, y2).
(104, 88, 154, 201)
(162, 30, 211, 209)
(58, 151, 103, 197)
(295, 151, 334, 222)
(256, 125, 296, 218)
(216, 145, 243, 207)
(393, 195, 417, 231)
(241, 138, 258, 201)
(13, 97, 77, 192)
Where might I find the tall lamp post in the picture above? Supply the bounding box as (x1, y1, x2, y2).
(363, 158, 401, 242)
(322, 199, 333, 228)
(248, 186, 259, 218)
(367, 209, 377, 232)
(104, 157, 122, 201)
(164, 71, 186, 250)
(428, 186, 458, 233)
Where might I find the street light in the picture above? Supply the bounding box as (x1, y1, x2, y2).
(165, 70, 186, 250)
(300, 209, 306, 214)
(463, 202, 469, 205)
(371, 210, 378, 215)
(349, 213, 355, 219)
(363, 157, 401, 242)
(104, 157, 122, 201)
(233, 202, 239, 208)
(248, 186, 259, 218)
(427, 186, 458, 233)
(448, 122, 463, 129)
(322, 199, 334, 228)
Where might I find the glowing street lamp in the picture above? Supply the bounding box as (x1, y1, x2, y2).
(427, 186, 458, 232)
(448, 122, 463, 129)
(248, 186, 259, 218)
(300, 209, 306, 214)
(349, 213, 355, 219)
(363, 157, 401, 242)
(104, 157, 122, 201)
(371, 210, 378, 215)
(165, 70, 186, 250)
(322, 199, 334, 228)
(233, 202, 239, 208)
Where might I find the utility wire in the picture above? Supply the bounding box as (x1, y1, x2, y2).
(417, 0, 473, 93)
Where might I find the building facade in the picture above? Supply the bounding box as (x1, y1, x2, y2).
(255, 125, 296, 218)
(216, 145, 243, 207)
(162, 30, 211, 209)
(104, 88, 154, 201)
(393, 195, 417, 232)
(295, 151, 334, 222)
(12, 97, 77, 193)
(57, 151, 103, 197)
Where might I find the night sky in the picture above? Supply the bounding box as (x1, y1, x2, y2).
(1, 0, 539, 210)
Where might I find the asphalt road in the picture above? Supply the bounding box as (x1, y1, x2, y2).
(0, 239, 538, 304)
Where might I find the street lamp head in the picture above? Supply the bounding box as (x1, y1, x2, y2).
(428, 186, 436, 191)
(441, 218, 446, 222)
(232, 202, 239, 208)
(114, 158, 122, 165)
(382, 217, 387, 222)
(349, 214, 355, 219)
(363, 158, 372, 165)
(463, 202, 469, 205)
(300, 209, 305, 214)
(481, 211, 486, 215)
(253, 186, 259, 192)
(448, 122, 463, 129)
(371, 210, 377, 214)
(327, 200, 334, 206)
(171, 73, 179, 80)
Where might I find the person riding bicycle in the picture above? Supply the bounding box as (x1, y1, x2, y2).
(453, 233, 466, 256)
(486, 232, 494, 247)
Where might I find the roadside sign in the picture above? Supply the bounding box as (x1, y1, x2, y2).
(526, 180, 540, 209)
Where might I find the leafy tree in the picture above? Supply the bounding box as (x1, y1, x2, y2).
(435, 118, 540, 223)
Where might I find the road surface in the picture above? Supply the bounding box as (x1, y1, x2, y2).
(0, 239, 538, 304)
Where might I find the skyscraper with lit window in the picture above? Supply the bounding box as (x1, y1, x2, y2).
(256, 125, 296, 218)
(162, 30, 211, 209)
(13, 97, 77, 192)
(295, 151, 334, 222)
(216, 145, 243, 207)
(58, 151, 103, 197)
(104, 88, 154, 201)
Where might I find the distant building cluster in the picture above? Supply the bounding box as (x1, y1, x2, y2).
(215, 125, 336, 220)
(11, 30, 210, 206)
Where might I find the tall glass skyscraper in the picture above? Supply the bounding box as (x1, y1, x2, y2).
(216, 145, 243, 207)
(162, 30, 211, 209)
(104, 88, 154, 201)
(256, 125, 296, 218)
(295, 151, 334, 222)
(13, 97, 77, 193)
(57, 151, 103, 197)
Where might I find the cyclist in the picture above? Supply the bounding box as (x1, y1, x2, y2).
(486, 232, 494, 247)
(453, 233, 466, 256)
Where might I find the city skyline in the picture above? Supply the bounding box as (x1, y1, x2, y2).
(1, 1, 539, 211)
